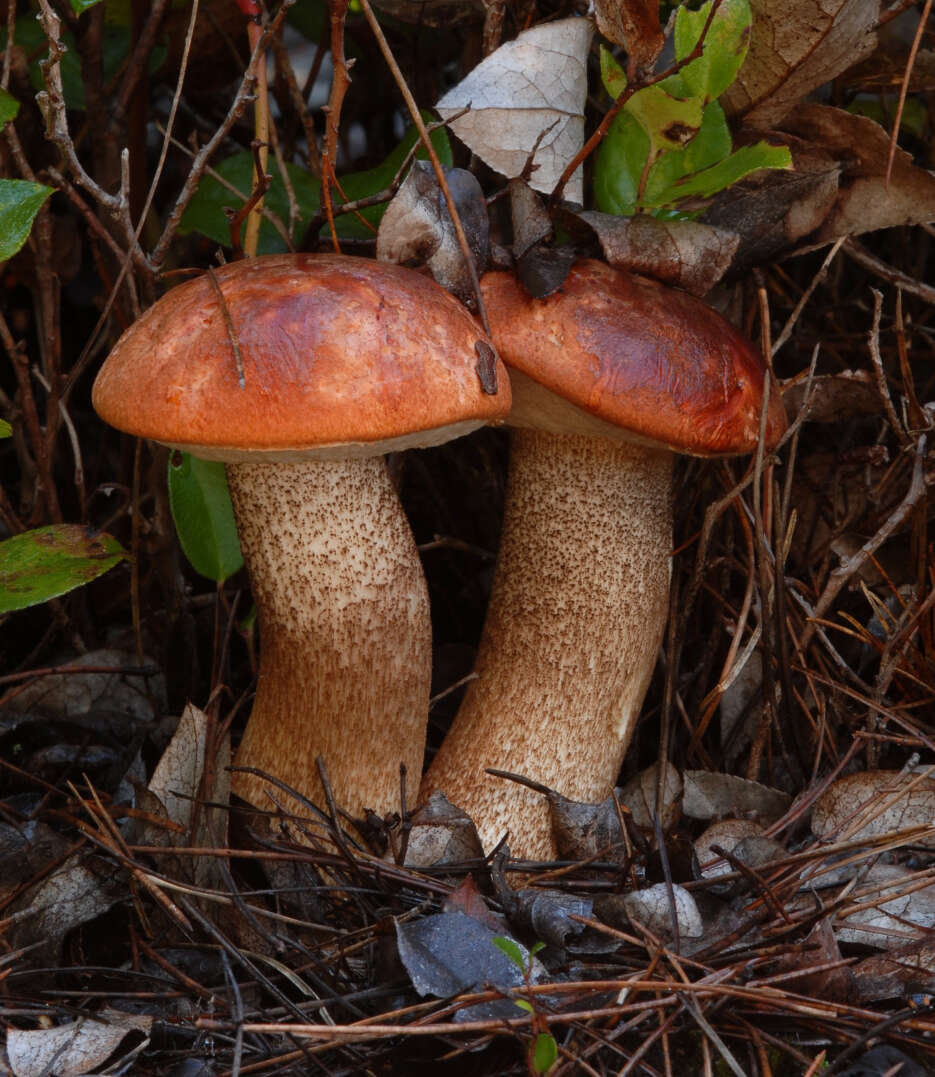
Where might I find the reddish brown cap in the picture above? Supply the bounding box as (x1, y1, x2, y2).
(481, 259, 786, 456)
(93, 254, 510, 461)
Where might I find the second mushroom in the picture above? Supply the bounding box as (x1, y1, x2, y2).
(421, 260, 787, 861)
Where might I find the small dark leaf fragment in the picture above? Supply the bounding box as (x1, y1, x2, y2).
(474, 340, 499, 395)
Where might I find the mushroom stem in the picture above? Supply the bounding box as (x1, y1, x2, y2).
(228, 457, 432, 821)
(421, 430, 673, 860)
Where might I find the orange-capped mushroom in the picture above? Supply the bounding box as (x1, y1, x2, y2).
(94, 254, 510, 824)
(421, 260, 786, 860)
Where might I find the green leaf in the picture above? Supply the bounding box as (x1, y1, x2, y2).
(532, 1032, 558, 1073)
(0, 180, 53, 262)
(599, 46, 627, 99)
(648, 140, 792, 206)
(492, 935, 527, 972)
(0, 88, 19, 126)
(0, 419, 11, 438)
(287, 0, 327, 43)
(642, 101, 732, 207)
(1, 19, 162, 111)
(593, 108, 650, 216)
(625, 82, 704, 155)
(514, 999, 534, 1013)
(168, 453, 243, 583)
(180, 118, 453, 252)
(529, 941, 546, 956)
(70, 0, 104, 12)
(675, 0, 752, 104)
(0, 526, 126, 613)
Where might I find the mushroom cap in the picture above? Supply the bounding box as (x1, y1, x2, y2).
(481, 259, 787, 456)
(93, 254, 510, 462)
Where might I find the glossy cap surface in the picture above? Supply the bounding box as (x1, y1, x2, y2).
(481, 259, 786, 456)
(93, 254, 510, 461)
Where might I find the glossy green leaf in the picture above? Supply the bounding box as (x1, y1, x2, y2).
(642, 102, 732, 207)
(0, 88, 19, 126)
(492, 935, 527, 971)
(675, 0, 752, 104)
(0, 526, 126, 613)
(70, 0, 104, 12)
(625, 82, 703, 155)
(168, 453, 243, 583)
(514, 999, 534, 1013)
(599, 46, 627, 99)
(0, 419, 11, 438)
(180, 118, 452, 252)
(532, 1033, 558, 1073)
(649, 141, 792, 206)
(0, 180, 54, 262)
(287, 0, 327, 43)
(593, 109, 650, 216)
(1, 19, 162, 111)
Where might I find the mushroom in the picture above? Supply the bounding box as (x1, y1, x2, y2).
(420, 259, 787, 860)
(93, 254, 510, 824)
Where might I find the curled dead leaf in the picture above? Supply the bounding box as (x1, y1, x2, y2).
(436, 18, 593, 202)
(722, 0, 878, 128)
(559, 208, 739, 296)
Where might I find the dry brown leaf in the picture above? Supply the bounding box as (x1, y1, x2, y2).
(772, 919, 855, 1002)
(147, 703, 229, 889)
(694, 818, 766, 880)
(721, 0, 878, 129)
(436, 18, 593, 202)
(404, 791, 485, 867)
(6, 1011, 151, 1077)
(811, 769, 935, 846)
(622, 882, 703, 941)
(560, 209, 739, 296)
(780, 105, 935, 241)
(593, 0, 663, 70)
(8, 855, 124, 962)
(834, 865, 935, 950)
(782, 370, 880, 424)
(702, 137, 841, 274)
(854, 939, 935, 1002)
(682, 771, 790, 821)
(619, 762, 682, 831)
(1, 648, 164, 722)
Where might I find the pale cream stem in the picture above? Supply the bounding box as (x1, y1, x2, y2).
(228, 457, 432, 824)
(421, 430, 673, 861)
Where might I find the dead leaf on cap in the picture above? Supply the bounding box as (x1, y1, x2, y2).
(780, 105, 935, 243)
(593, 0, 663, 70)
(721, 0, 878, 129)
(6, 1011, 152, 1077)
(436, 18, 593, 203)
(682, 770, 790, 821)
(376, 161, 489, 303)
(560, 208, 739, 296)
